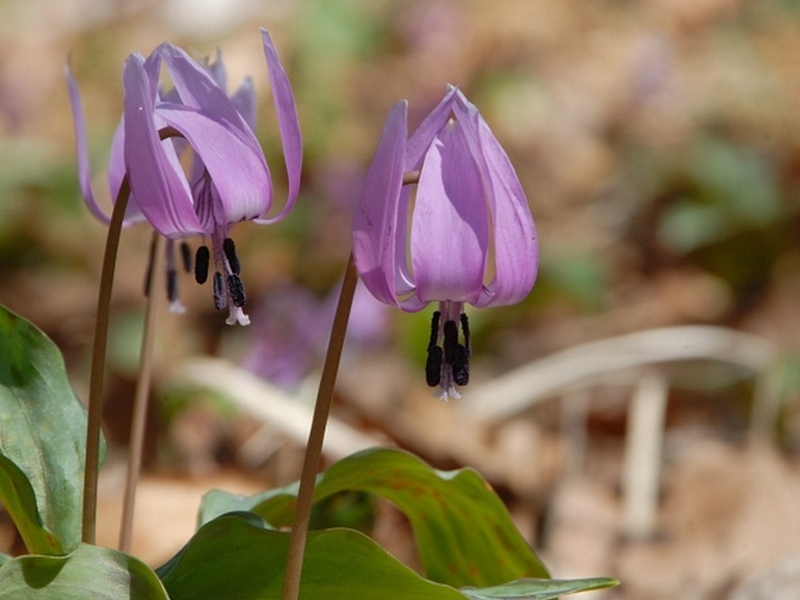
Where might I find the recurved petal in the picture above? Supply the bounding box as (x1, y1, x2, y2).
(411, 121, 488, 305)
(157, 44, 251, 135)
(230, 76, 257, 132)
(352, 100, 418, 309)
(253, 28, 303, 224)
(122, 53, 203, 237)
(107, 119, 147, 225)
(65, 63, 111, 224)
(156, 103, 272, 225)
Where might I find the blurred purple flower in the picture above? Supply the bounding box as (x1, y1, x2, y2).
(352, 87, 538, 399)
(67, 29, 302, 325)
(244, 281, 388, 390)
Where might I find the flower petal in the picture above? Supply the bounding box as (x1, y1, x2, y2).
(353, 100, 422, 309)
(65, 63, 111, 224)
(476, 113, 538, 306)
(156, 44, 251, 135)
(230, 76, 257, 132)
(405, 85, 459, 171)
(411, 120, 489, 304)
(156, 103, 272, 225)
(107, 119, 147, 225)
(253, 28, 303, 224)
(122, 53, 203, 237)
(451, 92, 538, 307)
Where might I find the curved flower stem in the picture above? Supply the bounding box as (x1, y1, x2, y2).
(119, 231, 165, 552)
(82, 176, 130, 544)
(282, 252, 358, 600)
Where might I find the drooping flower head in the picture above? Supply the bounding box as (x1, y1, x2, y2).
(67, 29, 302, 325)
(352, 87, 538, 398)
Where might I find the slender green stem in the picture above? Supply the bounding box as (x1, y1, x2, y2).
(82, 176, 130, 544)
(119, 232, 164, 552)
(282, 252, 358, 600)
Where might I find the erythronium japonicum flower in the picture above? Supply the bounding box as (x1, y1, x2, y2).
(352, 87, 538, 399)
(67, 29, 302, 325)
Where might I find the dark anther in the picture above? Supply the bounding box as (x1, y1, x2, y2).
(180, 242, 192, 273)
(223, 237, 241, 275)
(453, 344, 470, 386)
(227, 274, 246, 307)
(425, 346, 443, 387)
(195, 246, 210, 284)
(167, 268, 178, 303)
(443, 320, 459, 365)
(460, 312, 471, 356)
(428, 311, 441, 347)
(213, 272, 225, 309)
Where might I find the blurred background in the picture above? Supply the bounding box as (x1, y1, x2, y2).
(3, 0, 800, 597)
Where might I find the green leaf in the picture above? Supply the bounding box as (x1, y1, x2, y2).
(0, 543, 169, 599)
(201, 447, 549, 588)
(0, 306, 99, 554)
(460, 577, 619, 599)
(158, 512, 464, 600)
(0, 455, 62, 555)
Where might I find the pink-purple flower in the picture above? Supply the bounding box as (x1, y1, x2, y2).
(352, 87, 538, 398)
(67, 29, 302, 325)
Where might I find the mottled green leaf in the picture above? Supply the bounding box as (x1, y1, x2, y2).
(201, 447, 549, 588)
(0, 305, 100, 553)
(0, 455, 62, 555)
(158, 512, 464, 600)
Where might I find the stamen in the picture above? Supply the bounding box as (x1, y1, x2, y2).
(195, 246, 210, 284)
(227, 274, 246, 307)
(429, 310, 441, 347)
(425, 346, 443, 387)
(460, 312, 471, 356)
(213, 272, 225, 309)
(180, 242, 192, 273)
(443, 320, 459, 365)
(167, 268, 178, 303)
(223, 237, 241, 275)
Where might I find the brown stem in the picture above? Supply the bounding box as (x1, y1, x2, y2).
(82, 176, 130, 544)
(281, 252, 358, 600)
(118, 232, 164, 552)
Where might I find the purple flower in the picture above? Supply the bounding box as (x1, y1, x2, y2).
(243, 280, 388, 390)
(67, 29, 302, 325)
(352, 87, 538, 398)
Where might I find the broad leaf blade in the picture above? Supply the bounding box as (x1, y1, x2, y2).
(460, 577, 619, 599)
(0, 455, 62, 555)
(0, 543, 169, 599)
(201, 447, 549, 587)
(0, 305, 98, 553)
(158, 512, 464, 600)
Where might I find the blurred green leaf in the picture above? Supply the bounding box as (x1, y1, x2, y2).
(0, 305, 102, 553)
(538, 251, 609, 312)
(659, 135, 783, 253)
(200, 447, 549, 588)
(0, 543, 168, 599)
